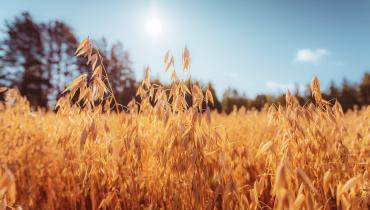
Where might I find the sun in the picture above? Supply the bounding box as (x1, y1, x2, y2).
(146, 15, 163, 37)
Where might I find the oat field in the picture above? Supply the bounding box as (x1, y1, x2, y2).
(0, 39, 369, 210)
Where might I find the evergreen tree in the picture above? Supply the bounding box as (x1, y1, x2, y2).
(359, 72, 370, 105)
(339, 78, 360, 111)
(0, 12, 49, 107)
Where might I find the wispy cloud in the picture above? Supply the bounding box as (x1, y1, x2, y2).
(335, 60, 344, 66)
(294, 48, 330, 63)
(266, 81, 306, 93)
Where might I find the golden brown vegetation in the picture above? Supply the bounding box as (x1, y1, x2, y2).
(0, 39, 369, 210)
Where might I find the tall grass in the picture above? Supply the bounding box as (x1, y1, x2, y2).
(0, 38, 369, 210)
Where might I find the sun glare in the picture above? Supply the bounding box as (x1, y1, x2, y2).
(146, 15, 163, 37)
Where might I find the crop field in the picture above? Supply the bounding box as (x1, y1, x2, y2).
(0, 39, 369, 210)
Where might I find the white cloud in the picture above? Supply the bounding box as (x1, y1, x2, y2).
(294, 48, 330, 63)
(266, 81, 306, 93)
(266, 82, 294, 91)
(228, 72, 238, 79)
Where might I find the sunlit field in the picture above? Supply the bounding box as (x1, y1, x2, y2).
(0, 39, 369, 210)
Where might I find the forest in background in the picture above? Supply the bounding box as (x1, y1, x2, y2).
(0, 12, 369, 113)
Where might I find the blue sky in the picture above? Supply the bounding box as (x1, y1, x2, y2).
(1, 0, 369, 97)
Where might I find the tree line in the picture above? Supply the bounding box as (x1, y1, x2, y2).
(0, 12, 369, 112)
(0, 12, 136, 108)
(220, 75, 369, 113)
